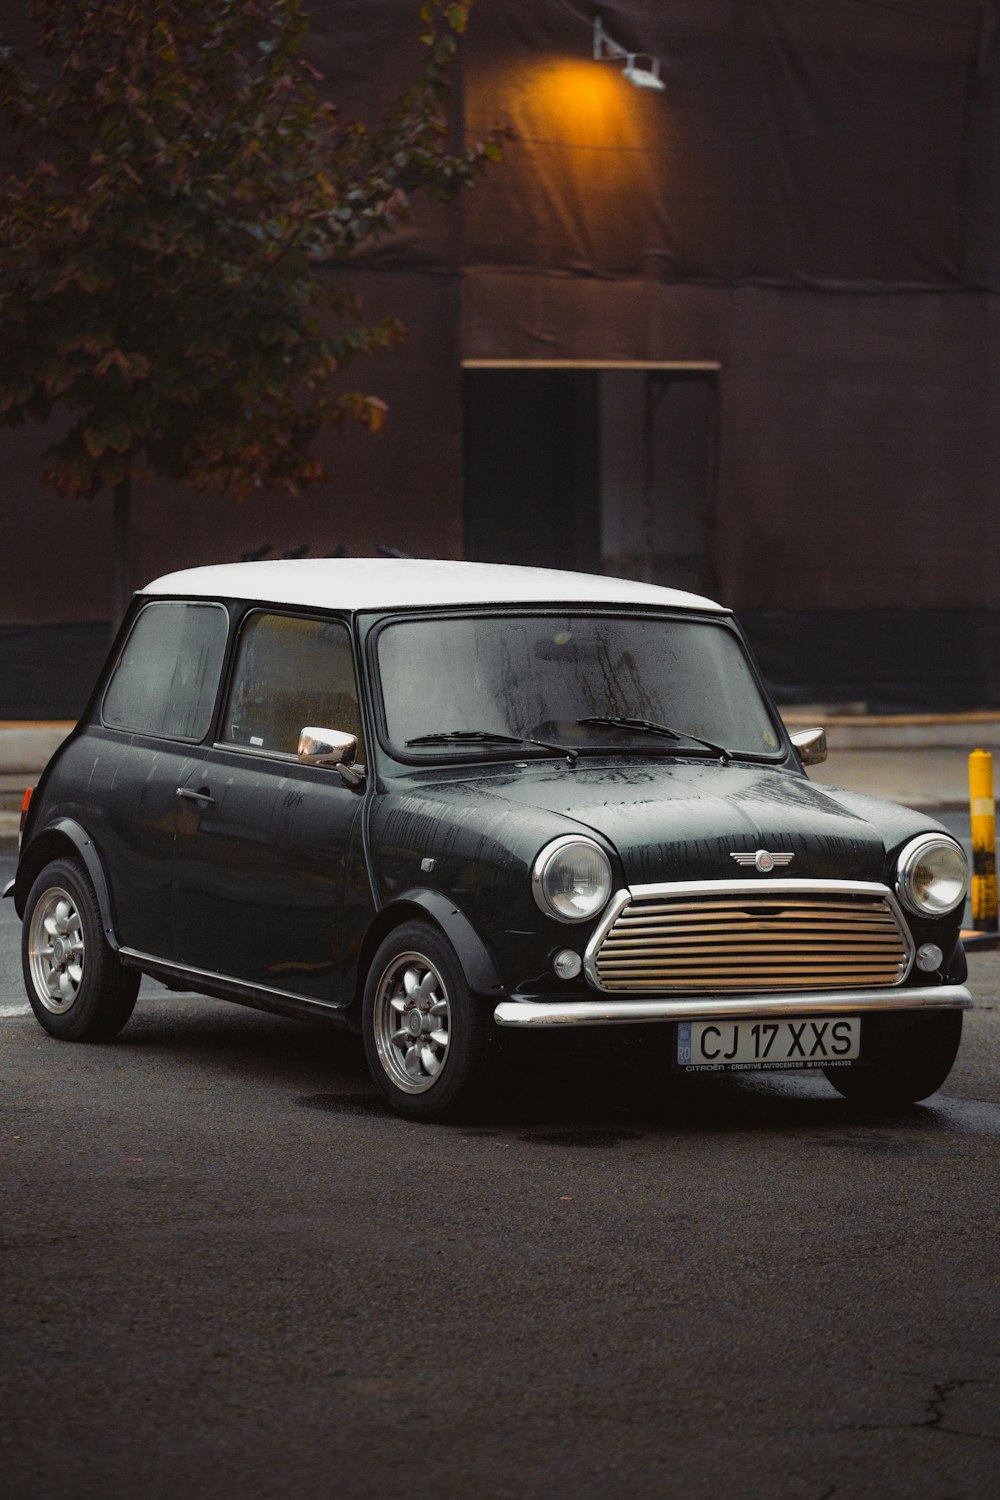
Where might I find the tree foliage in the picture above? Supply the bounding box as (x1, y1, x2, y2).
(0, 0, 500, 502)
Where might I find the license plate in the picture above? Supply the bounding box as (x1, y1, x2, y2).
(676, 1016, 860, 1072)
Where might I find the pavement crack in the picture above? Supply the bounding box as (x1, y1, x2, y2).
(924, 1374, 1000, 1430)
(923, 1378, 963, 1429)
(835, 1376, 1000, 1444)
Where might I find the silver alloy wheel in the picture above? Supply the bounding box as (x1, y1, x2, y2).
(27, 886, 86, 1014)
(372, 949, 452, 1094)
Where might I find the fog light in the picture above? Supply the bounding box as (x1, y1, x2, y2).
(916, 943, 944, 973)
(553, 948, 582, 980)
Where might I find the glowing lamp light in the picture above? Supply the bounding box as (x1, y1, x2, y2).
(593, 14, 666, 93)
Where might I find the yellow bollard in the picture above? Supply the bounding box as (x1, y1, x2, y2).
(969, 749, 998, 931)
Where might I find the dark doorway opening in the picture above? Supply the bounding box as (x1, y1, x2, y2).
(463, 363, 719, 594)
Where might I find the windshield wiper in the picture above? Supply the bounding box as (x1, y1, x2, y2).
(406, 729, 578, 766)
(576, 715, 732, 763)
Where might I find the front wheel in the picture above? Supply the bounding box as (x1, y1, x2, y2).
(21, 857, 139, 1041)
(361, 921, 494, 1121)
(823, 1009, 963, 1107)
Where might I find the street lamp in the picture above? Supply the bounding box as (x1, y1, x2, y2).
(593, 14, 665, 92)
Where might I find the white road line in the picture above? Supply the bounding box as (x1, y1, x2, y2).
(0, 1004, 31, 1017)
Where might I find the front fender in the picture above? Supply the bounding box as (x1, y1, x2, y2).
(14, 819, 119, 948)
(383, 888, 506, 998)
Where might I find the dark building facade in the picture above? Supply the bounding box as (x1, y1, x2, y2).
(3, 0, 999, 716)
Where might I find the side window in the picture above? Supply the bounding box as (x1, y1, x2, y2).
(223, 613, 363, 758)
(103, 601, 228, 741)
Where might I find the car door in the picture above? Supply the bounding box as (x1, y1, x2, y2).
(92, 598, 230, 959)
(171, 610, 369, 1004)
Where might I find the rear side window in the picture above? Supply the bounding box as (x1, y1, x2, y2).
(102, 601, 228, 741)
(223, 612, 363, 757)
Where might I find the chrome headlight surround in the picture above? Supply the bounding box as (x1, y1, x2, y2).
(531, 835, 613, 923)
(896, 833, 969, 918)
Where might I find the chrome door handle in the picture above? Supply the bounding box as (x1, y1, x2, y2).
(176, 786, 215, 805)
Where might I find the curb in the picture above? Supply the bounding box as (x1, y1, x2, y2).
(961, 930, 1000, 952)
(781, 710, 1000, 752)
(0, 723, 74, 775)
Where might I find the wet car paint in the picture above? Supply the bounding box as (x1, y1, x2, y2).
(365, 756, 967, 1002)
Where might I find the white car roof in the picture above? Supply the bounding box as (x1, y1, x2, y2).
(141, 558, 727, 614)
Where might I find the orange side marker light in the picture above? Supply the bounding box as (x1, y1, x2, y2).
(19, 786, 33, 842)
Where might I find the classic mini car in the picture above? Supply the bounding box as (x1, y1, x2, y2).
(6, 558, 972, 1120)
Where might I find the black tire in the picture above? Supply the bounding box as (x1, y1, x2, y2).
(21, 857, 139, 1042)
(361, 920, 495, 1122)
(823, 1009, 963, 1107)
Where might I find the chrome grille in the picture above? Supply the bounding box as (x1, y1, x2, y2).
(589, 882, 912, 993)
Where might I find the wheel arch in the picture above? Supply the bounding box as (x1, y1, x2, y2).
(15, 820, 119, 948)
(349, 889, 505, 1022)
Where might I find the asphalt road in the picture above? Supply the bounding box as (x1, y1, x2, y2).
(4, 848, 1000, 1500)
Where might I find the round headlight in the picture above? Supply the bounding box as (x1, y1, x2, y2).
(532, 836, 613, 923)
(896, 834, 969, 917)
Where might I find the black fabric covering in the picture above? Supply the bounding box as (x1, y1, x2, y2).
(457, 0, 1000, 293)
(0, 625, 110, 720)
(962, 0, 1000, 288)
(742, 609, 1000, 712)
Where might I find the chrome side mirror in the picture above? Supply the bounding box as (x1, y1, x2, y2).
(297, 726, 365, 786)
(790, 727, 827, 766)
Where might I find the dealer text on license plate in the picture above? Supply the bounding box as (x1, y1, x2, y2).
(676, 1016, 860, 1072)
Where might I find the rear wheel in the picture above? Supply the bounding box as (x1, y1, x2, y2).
(361, 921, 494, 1121)
(823, 1009, 963, 1107)
(22, 857, 139, 1041)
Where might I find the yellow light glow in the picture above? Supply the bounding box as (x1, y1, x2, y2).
(468, 54, 656, 149)
(518, 59, 648, 151)
(462, 51, 668, 249)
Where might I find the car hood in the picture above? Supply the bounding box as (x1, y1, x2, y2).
(441, 759, 918, 886)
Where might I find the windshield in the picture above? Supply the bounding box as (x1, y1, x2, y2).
(375, 613, 783, 761)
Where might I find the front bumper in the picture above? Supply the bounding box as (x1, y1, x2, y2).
(493, 982, 973, 1028)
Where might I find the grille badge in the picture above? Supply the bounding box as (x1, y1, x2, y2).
(730, 849, 795, 873)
